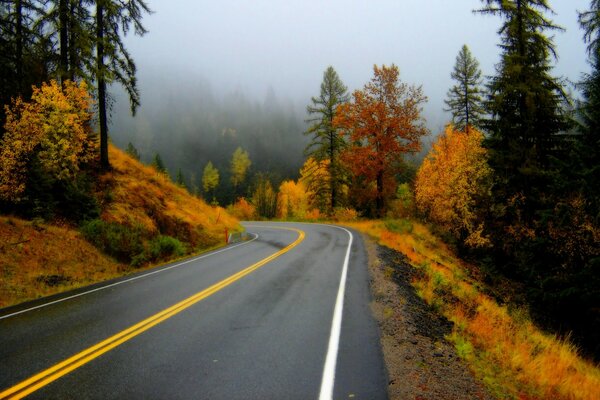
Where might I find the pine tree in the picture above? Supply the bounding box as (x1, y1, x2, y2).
(305, 66, 349, 212)
(151, 152, 166, 174)
(445, 45, 485, 132)
(476, 0, 570, 249)
(176, 168, 187, 189)
(125, 142, 140, 160)
(94, 0, 151, 170)
(577, 1, 600, 202)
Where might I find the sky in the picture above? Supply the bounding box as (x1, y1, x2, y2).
(123, 0, 591, 132)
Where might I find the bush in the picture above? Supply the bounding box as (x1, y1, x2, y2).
(148, 235, 186, 261)
(332, 207, 358, 221)
(80, 219, 146, 263)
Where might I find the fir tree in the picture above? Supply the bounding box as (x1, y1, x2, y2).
(176, 168, 187, 189)
(94, 0, 151, 170)
(305, 66, 349, 212)
(125, 142, 140, 160)
(151, 152, 166, 174)
(445, 45, 485, 132)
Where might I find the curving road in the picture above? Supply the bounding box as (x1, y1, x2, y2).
(0, 222, 387, 399)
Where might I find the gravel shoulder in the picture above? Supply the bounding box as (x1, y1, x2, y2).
(364, 234, 493, 400)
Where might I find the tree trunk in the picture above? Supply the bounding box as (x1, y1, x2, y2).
(59, 0, 69, 82)
(329, 129, 337, 211)
(68, 0, 77, 80)
(96, 3, 109, 170)
(376, 170, 384, 218)
(15, 0, 23, 93)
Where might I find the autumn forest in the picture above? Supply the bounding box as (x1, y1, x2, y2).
(0, 0, 599, 395)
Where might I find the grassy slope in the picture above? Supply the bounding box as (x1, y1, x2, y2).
(0, 145, 239, 308)
(347, 219, 600, 400)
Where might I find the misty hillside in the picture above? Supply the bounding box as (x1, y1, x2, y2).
(110, 70, 309, 204)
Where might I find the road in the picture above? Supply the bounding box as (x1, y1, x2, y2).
(0, 222, 387, 399)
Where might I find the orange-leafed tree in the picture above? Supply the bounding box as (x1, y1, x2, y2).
(334, 64, 428, 217)
(415, 125, 492, 247)
(0, 80, 95, 202)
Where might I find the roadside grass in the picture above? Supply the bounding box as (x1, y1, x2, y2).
(346, 219, 600, 400)
(0, 146, 241, 309)
(0, 216, 128, 308)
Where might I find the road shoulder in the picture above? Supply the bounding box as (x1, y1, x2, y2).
(364, 234, 493, 400)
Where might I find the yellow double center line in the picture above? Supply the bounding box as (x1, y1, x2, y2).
(1, 226, 304, 400)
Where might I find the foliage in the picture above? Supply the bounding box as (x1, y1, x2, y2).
(277, 179, 310, 219)
(151, 152, 166, 174)
(125, 142, 140, 160)
(386, 183, 415, 219)
(202, 161, 219, 197)
(80, 218, 146, 263)
(348, 220, 600, 400)
(331, 207, 358, 222)
(227, 197, 257, 220)
(334, 64, 429, 217)
(251, 174, 277, 219)
(415, 126, 492, 247)
(230, 146, 251, 190)
(299, 157, 332, 214)
(445, 44, 485, 131)
(94, 0, 151, 169)
(305, 66, 349, 212)
(0, 80, 95, 202)
(175, 167, 187, 189)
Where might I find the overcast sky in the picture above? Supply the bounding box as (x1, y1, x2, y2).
(124, 0, 591, 130)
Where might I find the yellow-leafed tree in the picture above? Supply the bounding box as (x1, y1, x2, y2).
(277, 180, 310, 219)
(0, 80, 95, 201)
(415, 125, 492, 247)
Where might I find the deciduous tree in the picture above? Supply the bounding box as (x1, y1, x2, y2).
(202, 161, 219, 199)
(334, 64, 428, 217)
(415, 125, 492, 247)
(0, 80, 95, 201)
(230, 146, 251, 195)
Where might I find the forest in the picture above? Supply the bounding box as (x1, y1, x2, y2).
(0, 0, 598, 370)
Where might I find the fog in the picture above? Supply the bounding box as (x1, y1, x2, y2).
(110, 0, 591, 201)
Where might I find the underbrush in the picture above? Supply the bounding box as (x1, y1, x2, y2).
(347, 219, 600, 400)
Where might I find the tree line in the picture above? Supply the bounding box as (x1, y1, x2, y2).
(293, 0, 598, 359)
(0, 0, 151, 169)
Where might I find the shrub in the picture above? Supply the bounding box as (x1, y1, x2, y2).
(227, 197, 257, 220)
(332, 207, 358, 221)
(80, 219, 146, 263)
(147, 235, 186, 261)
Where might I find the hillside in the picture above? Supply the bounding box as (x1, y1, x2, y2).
(0, 145, 240, 308)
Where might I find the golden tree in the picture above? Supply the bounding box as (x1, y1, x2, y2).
(0, 80, 95, 201)
(415, 125, 492, 247)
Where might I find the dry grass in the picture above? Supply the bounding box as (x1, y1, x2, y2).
(100, 145, 239, 248)
(0, 146, 241, 308)
(0, 216, 127, 308)
(346, 219, 600, 400)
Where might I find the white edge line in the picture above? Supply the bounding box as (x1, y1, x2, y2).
(0, 233, 259, 321)
(319, 225, 353, 400)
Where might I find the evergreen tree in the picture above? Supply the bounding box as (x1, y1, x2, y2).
(176, 168, 187, 189)
(0, 0, 49, 135)
(476, 0, 570, 248)
(94, 0, 151, 170)
(125, 142, 140, 160)
(577, 1, 600, 203)
(305, 66, 349, 212)
(445, 44, 485, 132)
(151, 152, 166, 174)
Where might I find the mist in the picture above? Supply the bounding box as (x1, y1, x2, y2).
(110, 0, 591, 202)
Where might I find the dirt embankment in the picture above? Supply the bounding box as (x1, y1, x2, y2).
(365, 235, 492, 400)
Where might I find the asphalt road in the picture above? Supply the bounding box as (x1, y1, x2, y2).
(0, 222, 387, 399)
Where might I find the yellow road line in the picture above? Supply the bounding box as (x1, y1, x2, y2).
(0, 227, 305, 400)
